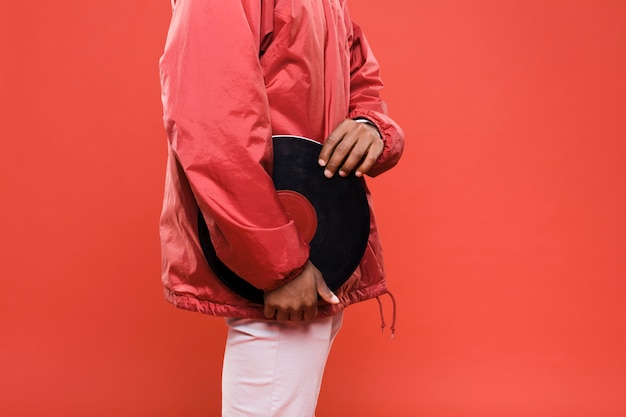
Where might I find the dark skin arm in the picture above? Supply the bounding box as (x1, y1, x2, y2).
(263, 119, 383, 322)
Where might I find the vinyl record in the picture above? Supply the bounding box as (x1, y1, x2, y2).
(198, 135, 370, 304)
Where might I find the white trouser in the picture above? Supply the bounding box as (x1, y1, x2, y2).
(222, 312, 344, 417)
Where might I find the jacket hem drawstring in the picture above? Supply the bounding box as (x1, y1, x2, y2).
(375, 290, 397, 338)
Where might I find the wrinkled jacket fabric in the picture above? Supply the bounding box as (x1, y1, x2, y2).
(159, 0, 404, 318)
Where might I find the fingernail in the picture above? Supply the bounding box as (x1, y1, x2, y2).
(324, 169, 333, 178)
(355, 171, 362, 177)
(318, 158, 326, 166)
(331, 294, 339, 304)
(339, 170, 347, 177)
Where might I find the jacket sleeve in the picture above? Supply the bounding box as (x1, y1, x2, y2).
(159, 0, 309, 290)
(347, 22, 405, 177)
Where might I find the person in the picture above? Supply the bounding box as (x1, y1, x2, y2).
(158, 0, 404, 416)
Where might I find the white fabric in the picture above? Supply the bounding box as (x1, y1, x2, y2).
(222, 312, 344, 417)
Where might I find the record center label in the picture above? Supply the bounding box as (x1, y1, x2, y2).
(276, 190, 318, 243)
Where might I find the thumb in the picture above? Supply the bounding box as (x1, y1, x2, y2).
(316, 274, 340, 304)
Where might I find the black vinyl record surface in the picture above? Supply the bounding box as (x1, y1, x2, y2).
(198, 135, 370, 304)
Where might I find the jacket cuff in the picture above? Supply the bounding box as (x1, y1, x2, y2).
(262, 261, 308, 292)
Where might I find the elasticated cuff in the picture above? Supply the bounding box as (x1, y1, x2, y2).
(262, 261, 309, 292)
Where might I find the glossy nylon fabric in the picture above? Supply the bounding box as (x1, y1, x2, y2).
(158, 0, 405, 318)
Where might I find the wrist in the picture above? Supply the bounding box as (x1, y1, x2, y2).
(353, 118, 382, 139)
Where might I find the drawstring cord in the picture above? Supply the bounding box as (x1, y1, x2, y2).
(376, 296, 386, 331)
(375, 290, 397, 338)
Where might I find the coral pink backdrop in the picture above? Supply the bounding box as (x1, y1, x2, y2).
(2, 1, 625, 416)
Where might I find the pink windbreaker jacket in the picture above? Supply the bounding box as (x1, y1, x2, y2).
(159, 0, 404, 319)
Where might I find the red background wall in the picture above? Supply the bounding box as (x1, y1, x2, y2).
(2, 1, 625, 416)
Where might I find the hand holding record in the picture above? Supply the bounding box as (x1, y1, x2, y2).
(318, 118, 383, 178)
(263, 260, 340, 322)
